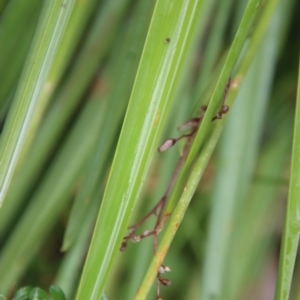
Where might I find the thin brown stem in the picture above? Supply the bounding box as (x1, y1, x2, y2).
(121, 76, 232, 299)
(212, 77, 231, 121)
(120, 124, 198, 253)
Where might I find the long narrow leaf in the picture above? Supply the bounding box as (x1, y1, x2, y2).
(136, 0, 281, 295)
(0, 0, 131, 235)
(0, 99, 104, 294)
(75, 0, 205, 298)
(0, 0, 75, 207)
(0, 0, 43, 108)
(62, 0, 155, 251)
(136, 120, 222, 299)
(166, 0, 263, 214)
(275, 56, 300, 300)
(201, 8, 282, 297)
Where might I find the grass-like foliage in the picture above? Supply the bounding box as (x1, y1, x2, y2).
(0, 0, 299, 299)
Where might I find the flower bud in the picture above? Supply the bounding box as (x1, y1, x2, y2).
(158, 139, 176, 152)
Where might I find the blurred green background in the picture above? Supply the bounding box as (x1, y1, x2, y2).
(0, 0, 299, 299)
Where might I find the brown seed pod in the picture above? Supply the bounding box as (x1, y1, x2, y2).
(158, 277, 172, 286)
(158, 138, 176, 152)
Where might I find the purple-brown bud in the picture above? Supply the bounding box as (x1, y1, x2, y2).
(158, 139, 176, 152)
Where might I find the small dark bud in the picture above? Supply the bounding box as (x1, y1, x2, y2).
(120, 242, 127, 251)
(158, 139, 176, 152)
(221, 105, 229, 114)
(158, 277, 172, 286)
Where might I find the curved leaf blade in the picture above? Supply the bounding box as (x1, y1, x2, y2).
(0, 0, 75, 207)
(75, 0, 204, 299)
(275, 56, 300, 300)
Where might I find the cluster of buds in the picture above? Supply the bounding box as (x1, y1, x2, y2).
(157, 265, 171, 300)
(121, 77, 231, 299)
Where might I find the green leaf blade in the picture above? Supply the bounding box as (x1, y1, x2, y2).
(275, 56, 300, 300)
(75, 0, 205, 299)
(0, 0, 75, 207)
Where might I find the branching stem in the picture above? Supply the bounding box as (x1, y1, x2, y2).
(121, 77, 231, 299)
